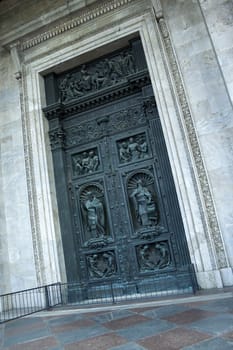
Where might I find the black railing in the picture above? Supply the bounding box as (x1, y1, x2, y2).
(0, 283, 62, 323)
(60, 270, 197, 306)
(0, 270, 198, 323)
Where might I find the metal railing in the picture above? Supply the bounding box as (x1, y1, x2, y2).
(0, 270, 198, 323)
(60, 270, 197, 306)
(0, 283, 62, 323)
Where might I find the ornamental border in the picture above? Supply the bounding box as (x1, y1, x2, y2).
(21, 0, 133, 50)
(156, 15, 227, 268)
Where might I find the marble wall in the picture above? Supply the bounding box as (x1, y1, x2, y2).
(162, 0, 233, 276)
(0, 0, 232, 293)
(0, 48, 37, 293)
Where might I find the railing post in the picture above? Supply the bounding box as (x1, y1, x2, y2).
(58, 282, 63, 305)
(44, 286, 50, 310)
(110, 282, 115, 304)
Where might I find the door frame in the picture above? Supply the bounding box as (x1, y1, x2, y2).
(19, 1, 228, 288)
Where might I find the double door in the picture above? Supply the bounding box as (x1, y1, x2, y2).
(61, 87, 193, 296)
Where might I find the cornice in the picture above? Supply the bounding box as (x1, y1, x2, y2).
(2, 0, 134, 52)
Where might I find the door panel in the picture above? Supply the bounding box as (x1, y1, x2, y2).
(44, 39, 195, 298)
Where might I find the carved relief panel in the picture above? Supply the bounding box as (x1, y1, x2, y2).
(72, 147, 100, 177)
(117, 132, 149, 164)
(136, 241, 171, 272)
(86, 250, 117, 279)
(58, 48, 136, 103)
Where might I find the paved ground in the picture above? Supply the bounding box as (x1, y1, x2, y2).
(0, 291, 233, 350)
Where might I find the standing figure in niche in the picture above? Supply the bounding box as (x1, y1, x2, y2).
(130, 179, 154, 226)
(84, 191, 105, 238)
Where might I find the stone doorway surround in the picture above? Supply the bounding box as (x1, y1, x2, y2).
(2, 0, 232, 290)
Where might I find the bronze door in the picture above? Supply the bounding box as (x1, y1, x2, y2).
(44, 40, 195, 298)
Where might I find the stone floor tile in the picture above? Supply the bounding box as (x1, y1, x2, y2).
(64, 333, 127, 350)
(4, 320, 47, 337)
(137, 327, 211, 350)
(129, 306, 160, 313)
(182, 336, 233, 349)
(141, 304, 190, 319)
(186, 314, 233, 335)
(110, 342, 147, 349)
(5, 317, 44, 329)
(103, 314, 151, 330)
(191, 298, 233, 313)
(55, 324, 109, 345)
(50, 318, 96, 333)
(90, 309, 135, 323)
(4, 328, 50, 348)
(116, 319, 175, 341)
(4, 336, 59, 350)
(47, 314, 83, 326)
(79, 310, 111, 318)
(161, 309, 217, 324)
(223, 330, 233, 341)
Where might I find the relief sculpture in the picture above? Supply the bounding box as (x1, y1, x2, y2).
(58, 49, 136, 102)
(87, 251, 117, 279)
(118, 133, 148, 164)
(137, 242, 171, 272)
(128, 172, 159, 231)
(130, 179, 154, 226)
(72, 148, 99, 176)
(80, 185, 108, 241)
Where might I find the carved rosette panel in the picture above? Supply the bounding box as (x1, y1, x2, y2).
(136, 241, 171, 272)
(117, 132, 149, 164)
(86, 250, 117, 279)
(72, 147, 100, 177)
(65, 104, 146, 147)
(127, 171, 159, 232)
(79, 183, 109, 243)
(58, 48, 136, 102)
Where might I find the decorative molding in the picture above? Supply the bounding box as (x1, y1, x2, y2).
(150, 0, 163, 19)
(156, 16, 228, 269)
(49, 127, 66, 150)
(10, 43, 22, 80)
(20, 70, 46, 285)
(63, 102, 146, 147)
(21, 0, 133, 51)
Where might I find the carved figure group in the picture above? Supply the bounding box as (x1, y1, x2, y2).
(130, 179, 157, 227)
(83, 191, 105, 238)
(119, 135, 148, 163)
(59, 50, 135, 102)
(87, 251, 115, 278)
(138, 242, 170, 271)
(74, 150, 99, 176)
